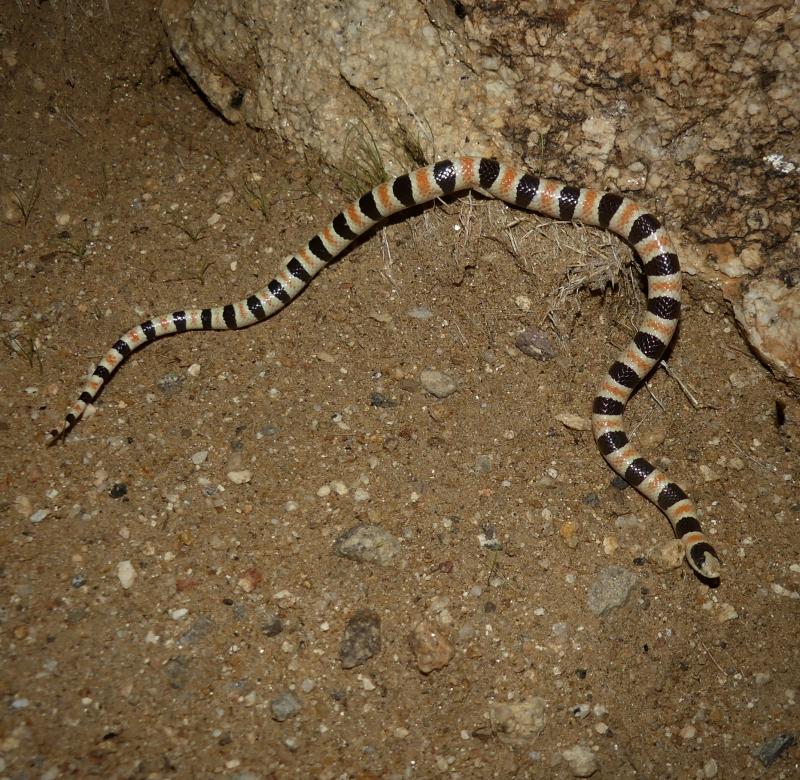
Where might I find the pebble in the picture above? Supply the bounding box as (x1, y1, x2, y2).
(109, 483, 128, 499)
(771, 582, 800, 599)
(514, 328, 557, 360)
(756, 732, 795, 767)
(559, 520, 579, 548)
(117, 560, 137, 589)
(514, 294, 532, 311)
(339, 609, 381, 669)
(333, 523, 399, 565)
(679, 724, 696, 739)
(699, 464, 720, 482)
(270, 692, 301, 722)
(586, 566, 638, 616)
(330, 480, 348, 495)
(717, 602, 739, 622)
(29, 508, 49, 524)
(237, 568, 263, 593)
(703, 758, 719, 778)
(615, 513, 642, 530)
(409, 620, 453, 673)
(571, 703, 591, 719)
(191, 450, 208, 466)
(650, 539, 684, 571)
(420, 369, 457, 398)
(262, 613, 284, 637)
(489, 698, 547, 743)
(178, 616, 215, 647)
(408, 306, 433, 319)
(300, 678, 315, 693)
(227, 469, 252, 485)
(556, 412, 592, 431)
(602, 535, 618, 555)
(562, 744, 598, 777)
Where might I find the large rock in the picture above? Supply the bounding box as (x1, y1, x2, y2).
(732, 275, 800, 387)
(160, 0, 799, 393)
(160, 0, 510, 167)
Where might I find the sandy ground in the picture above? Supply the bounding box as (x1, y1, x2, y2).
(1, 4, 798, 779)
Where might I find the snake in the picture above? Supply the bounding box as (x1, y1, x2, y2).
(48, 156, 721, 581)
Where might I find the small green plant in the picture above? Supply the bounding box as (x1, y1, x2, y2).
(153, 259, 216, 286)
(2, 166, 42, 227)
(3, 326, 43, 372)
(241, 174, 272, 221)
(53, 221, 93, 264)
(167, 220, 209, 243)
(338, 119, 390, 200)
(400, 131, 429, 169)
(394, 113, 434, 169)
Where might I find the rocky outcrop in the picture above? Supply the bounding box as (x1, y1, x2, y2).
(160, 0, 799, 392)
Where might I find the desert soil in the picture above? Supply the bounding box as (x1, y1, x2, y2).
(1, 4, 798, 779)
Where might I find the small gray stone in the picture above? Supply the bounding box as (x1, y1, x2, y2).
(420, 369, 457, 398)
(339, 608, 381, 669)
(262, 612, 284, 637)
(756, 733, 795, 767)
(334, 523, 399, 565)
(515, 328, 557, 360)
(178, 616, 216, 647)
(71, 574, 87, 588)
(475, 454, 493, 473)
(270, 692, 301, 722)
(587, 566, 638, 616)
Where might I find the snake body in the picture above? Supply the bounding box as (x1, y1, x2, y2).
(49, 156, 721, 581)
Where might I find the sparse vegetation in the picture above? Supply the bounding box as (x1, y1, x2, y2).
(52, 221, 93, 265)
(153, 258, 216, 286)
(167, 220, 209, 243)
(394, 114, 434, 169)
(337, 119, 391, 200)
(3, 325, 43, 372)
(241, 173, 272, 221)
(1, 166, 42, 227)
